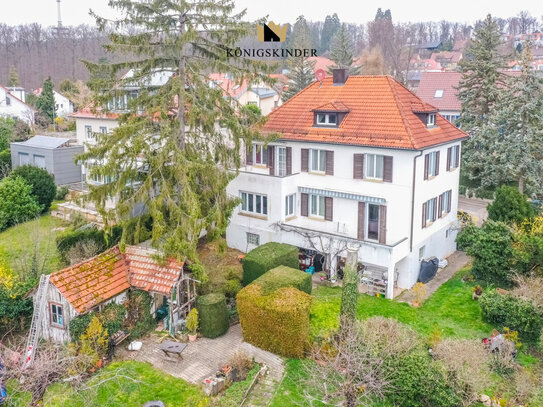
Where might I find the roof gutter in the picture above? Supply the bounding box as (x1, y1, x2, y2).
(410, 150, 424, 252)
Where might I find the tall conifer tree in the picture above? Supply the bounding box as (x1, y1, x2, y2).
(328, 24, 360, 75)
(36, 78, 56, 123)
(82, 0, 272, 262)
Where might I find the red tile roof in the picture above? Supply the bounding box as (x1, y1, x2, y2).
(70, 105, 120, 119)
(262, 75, 467, 150)
(50, 245, 184, 314)
(415, 72, 462, 112)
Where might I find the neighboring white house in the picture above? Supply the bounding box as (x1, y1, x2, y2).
(33, 88, 74, 117)
(226, 70, 468, 298)
(0, 84, 36, 124)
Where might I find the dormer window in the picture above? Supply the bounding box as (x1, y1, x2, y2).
(427, 113, 436, 127)
(316, 113, 337, 126)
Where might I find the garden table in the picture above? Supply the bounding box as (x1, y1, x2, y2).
(159, 341, 187, 359)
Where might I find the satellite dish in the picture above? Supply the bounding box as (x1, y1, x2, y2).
(315, 69, 325, 83)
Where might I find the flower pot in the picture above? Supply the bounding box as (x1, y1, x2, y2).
(188, 334, 197, 342)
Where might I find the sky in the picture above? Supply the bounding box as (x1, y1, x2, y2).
(1, 0, 542, 27)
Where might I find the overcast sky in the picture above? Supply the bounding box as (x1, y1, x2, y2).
(1, 0, 542, 27)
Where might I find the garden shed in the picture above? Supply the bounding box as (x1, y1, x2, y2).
(31, 245, 197, 343)
(10, 135, 83, 185)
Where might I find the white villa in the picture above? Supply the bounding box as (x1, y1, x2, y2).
(0, 84, 36, 124)
(33, 88, 74, 117)
(226, 69, 467, 298)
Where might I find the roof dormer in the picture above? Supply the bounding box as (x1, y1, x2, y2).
(312, 101, 350, 128)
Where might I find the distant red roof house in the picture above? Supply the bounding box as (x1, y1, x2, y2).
(430, 51, 463, 68)
(308, 56, 335, 73)
(49, 245, 184, 313)
(70, 105, 121, 120)
(262, 74, 467, 150)
(415, 71, 462, 112)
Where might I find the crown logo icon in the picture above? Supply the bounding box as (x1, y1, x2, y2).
(257, 22, 287, 42)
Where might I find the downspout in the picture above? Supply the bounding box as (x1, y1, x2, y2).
(410, 150, 424, 252)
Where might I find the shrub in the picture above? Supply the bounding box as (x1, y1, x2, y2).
(386, 351, 461, 407)
(0, 263, 33, 332)
(196, 293, 229, 338)
(456, 220, 514, 286)
(251, 265, 312, 295)
(479, 290, 543, 343)
(98, 302, 126, 336)
(125, 290, 155, 339)
(69, 313, 93, 342)
(186, 308, 199, 334)
(223, 278, 242, 298)
(242, 242, 299, 285)
(487, 186, 535, 225)
(10, 165, 56, 213)
(56, 226, 122, 265)
(433, 339, 491, 406)
(237, 284, 311, 358)
(0, 176, 41, 230)
(227, 351, 254, 381)
(79, 316, 109, 365)
(55, 185, 69, 201)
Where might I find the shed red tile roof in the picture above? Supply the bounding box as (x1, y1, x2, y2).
(415, 71, 462, 112)
(262, 75, 468, 150)
(49, 245, 184, 314)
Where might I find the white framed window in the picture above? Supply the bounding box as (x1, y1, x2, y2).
(427, 113, 436, 127)
(240, 192, 268, 216)
(310, 149, 326, 172)
(85, 125, 94, 140)
(316, 113, 337, 126)
(441, 190, 452, 217)
(434, 89, 444, 98)
(253, 144, 267, 166)
(50, 303, 64, 327)
(419, 246, 426, 261)
(426, 197, 437, 224)
(99, 126, 107, 134)
(285, 193, 296, 217)
(367, 203, 380, 241)
(310, 194, 325, 218)
(246, 232, 260, 246)
(427, 151, 439, 177)
(277, 147, 287, 177)
(449, 146, 459, 169)
(365, 154, 384, 180)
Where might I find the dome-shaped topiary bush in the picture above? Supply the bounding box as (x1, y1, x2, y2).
(196, 292, 229, 338)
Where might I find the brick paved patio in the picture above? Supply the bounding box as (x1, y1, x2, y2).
(116, 323, 284, 386)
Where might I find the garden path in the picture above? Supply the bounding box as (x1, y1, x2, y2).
(116, 323, 284, 386)
(397, 251, 470, 304)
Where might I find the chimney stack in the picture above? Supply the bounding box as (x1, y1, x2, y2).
(333, 68, 349, 86)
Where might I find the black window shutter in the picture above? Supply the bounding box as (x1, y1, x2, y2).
(455, 146, 460, 168)
(378, 205, 387, 244)
(422, 202, 427, 228)
(353, 154, 364, 179)
(358, 202, 365, 240)
(383, 156, 393, 182)
(268, 146, 275, 175)
(246, 143, 253, 165)
(301, 193, 308, 216)
(446, 147, 451, 171)
(424, 154, 429, 180)
(286, 147, 292, 175)
(435, 151, 440, 176)
(301, 149, 309, 172)
(325, 151, 334, 175)
(324, 197, 333, 221)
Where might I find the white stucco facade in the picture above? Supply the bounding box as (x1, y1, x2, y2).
(226, 139, 461, 297)
(0, 85, 35, 124)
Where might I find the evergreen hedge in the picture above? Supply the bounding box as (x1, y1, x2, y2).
(237, 267, 312, 357)
(196, 293, 229, 338)
(242, 242, 299, 285)
(252, 265, 312, 295)
(56, 226, 122, 265)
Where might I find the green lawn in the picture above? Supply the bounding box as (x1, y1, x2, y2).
(311, 266, 493, 340)
(0, 214, 65, 275)
(43, 361, 208, 407)
(270, 267, 496, 407)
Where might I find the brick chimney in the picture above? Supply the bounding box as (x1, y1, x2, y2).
(333, 68, 349, 86)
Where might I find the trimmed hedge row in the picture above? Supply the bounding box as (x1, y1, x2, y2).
(237, 266, 312, 358)
(242, 242, 299, 285)
(196, 293, 229, 338)
(252, 266, 312, 295)
(479, 290, 543, 343)
(56, 226, 122, 265)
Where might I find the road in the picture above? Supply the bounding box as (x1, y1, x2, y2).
(458, 195, 490, 226)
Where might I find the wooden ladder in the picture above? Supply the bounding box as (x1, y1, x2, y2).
(22, 274, 50, 369)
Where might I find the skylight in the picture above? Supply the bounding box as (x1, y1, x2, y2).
(434, 89, 444, 98)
